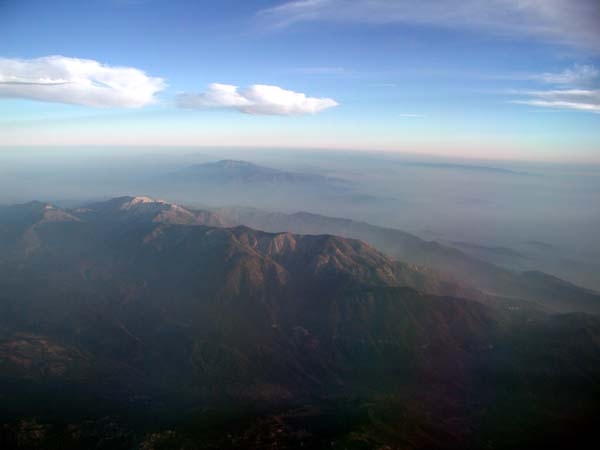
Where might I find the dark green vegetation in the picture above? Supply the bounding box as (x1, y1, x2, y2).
(1, 197, 599, 449)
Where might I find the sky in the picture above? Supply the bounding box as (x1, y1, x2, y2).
(0, 0, 599, 161)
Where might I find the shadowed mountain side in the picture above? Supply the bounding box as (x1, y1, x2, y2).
(4, 197, 596, 314)
(0, 198, 522, 310)
(213, 207, 600, 314)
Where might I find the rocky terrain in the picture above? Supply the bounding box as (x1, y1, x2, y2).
(0, 197, 599, 449)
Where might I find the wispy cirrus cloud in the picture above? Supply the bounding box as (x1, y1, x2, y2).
(259, 0, 600, 52)
(513, 64, 600, 113)
(533, 64, 599, 86)
(0, 55, 165, 108)
(177, 83, 338, 116)
(513, 89, 600, 113)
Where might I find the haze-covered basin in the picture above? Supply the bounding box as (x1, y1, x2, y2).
(1, 146, 599, 273)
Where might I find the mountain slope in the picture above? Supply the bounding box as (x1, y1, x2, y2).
(66, 197, 600, 314)
(1, 199, 599, 448)
(214, 207, 600, 314)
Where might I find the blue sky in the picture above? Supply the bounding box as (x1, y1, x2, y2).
(1, 0, 599, 161)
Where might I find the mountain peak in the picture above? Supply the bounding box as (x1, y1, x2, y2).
(118, 195, 166, 210)
(73, 196, 226, 227)
(20, 200, 56, 210)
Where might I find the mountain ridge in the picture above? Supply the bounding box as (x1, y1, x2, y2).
(212, 205, 600, 314)
(4, 196, 598, 314)
(1, 196, 599, 448)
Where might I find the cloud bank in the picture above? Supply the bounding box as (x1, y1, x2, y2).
(177, 83, 338, 116)
(260, 0, 600, 51)
(0, 56, 165, 108)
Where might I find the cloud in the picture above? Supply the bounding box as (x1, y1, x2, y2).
(0, 55, 165, 108)
(513, 89, 600, 113)
(177, 83, 338, 116)
(259, 0, 600, 51)
(534, 64, 599, 86)
(512, 64, 600, 113)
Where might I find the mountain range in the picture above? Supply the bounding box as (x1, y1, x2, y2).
(209, 206, 600, 315)
(0, 196, 599, 449)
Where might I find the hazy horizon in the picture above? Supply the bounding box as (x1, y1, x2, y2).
(2, 145, 599, 291)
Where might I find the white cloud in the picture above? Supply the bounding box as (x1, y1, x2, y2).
(513, 64, 600, 113)
(535, 64, 599, 86)
(260, 0, 600, 51)
(0, 55, 166, 108)
(513, 89, 600, 113)
(177, 83, 338, 116)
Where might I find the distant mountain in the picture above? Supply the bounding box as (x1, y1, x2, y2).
(449, 240, 527, 260)
(1, 197, 599, 449)
(171, 159, 344, 186)
(443, 239, 600, 292)
(397, 160, 530, 175)
(149, 159, 385, 212)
